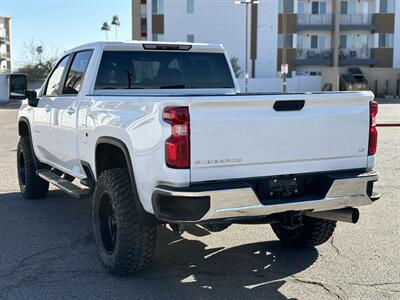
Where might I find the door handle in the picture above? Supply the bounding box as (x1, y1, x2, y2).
(66, 106, 76, 114)
(44, 104, 51, 112)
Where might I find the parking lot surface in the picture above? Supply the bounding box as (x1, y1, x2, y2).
(0, 104, 399, 299)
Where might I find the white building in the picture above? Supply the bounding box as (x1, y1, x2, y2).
(0, 16, 11, 72)
(132, 0, 400, 94)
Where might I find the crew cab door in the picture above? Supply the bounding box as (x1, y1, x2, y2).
(32, 54, 70, 164)
(47, 50, 93, 176)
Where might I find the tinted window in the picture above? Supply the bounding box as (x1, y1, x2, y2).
(95, 51, 234, 90)
(45, 55, 69, 96)
(63, 50, 93, 95)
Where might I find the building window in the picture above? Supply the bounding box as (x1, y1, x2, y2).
(187, 0, 194, 14)
(378, 33, 394, 48)
(341, 0, 356, 14)
(311, 2, 318, 14)
(141, 18, 147, 38)
(278, 34, 294, 48)
(380, 0, 395, 13)
(340, 1, 348, 14)
(279, 0, 294, 13)
(339, 35, 347, 48)
(311, 1, 327, 14)
(187, 34, 195, 42)
(298, 0, 305, 14)
(311, 35, 318, 48)
(320, 2, 326, 14)
(152, 0, 164, 14)
(319, 36, 326, 49)
(152, 34, 164, 41)
(309, 71, 322, 76)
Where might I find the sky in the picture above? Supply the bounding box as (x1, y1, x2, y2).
(0, 0, 132, 68)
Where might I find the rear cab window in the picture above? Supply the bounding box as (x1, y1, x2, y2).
(94, 50, 234, 90)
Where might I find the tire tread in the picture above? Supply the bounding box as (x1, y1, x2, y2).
(93, 168, 156, 276)
(17, 136, 49, 199)
(271, 216, 336, 247)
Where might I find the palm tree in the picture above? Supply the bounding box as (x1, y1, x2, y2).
(101, 22, 111, 40)
(230, 57, 243, 78)
(35, 45, 44, 65)
(111, 15, 120, 40)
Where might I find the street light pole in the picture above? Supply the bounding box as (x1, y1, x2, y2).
(245, 2, 249, 93)
(235, 0, 258, 93)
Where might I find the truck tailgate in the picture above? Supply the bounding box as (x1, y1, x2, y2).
(189, 92, 373, 182)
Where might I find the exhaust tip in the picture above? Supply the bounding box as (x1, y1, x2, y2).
(351, 208, 360, 224)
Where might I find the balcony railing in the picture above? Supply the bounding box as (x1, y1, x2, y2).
(0, 52, 10, 60)
(297, 14, 333, 25)
(339, 48, 371, 59)
(340, 14, 372, 25)
(296, 48, 332, 60)
(294, 48, 333, 65)
(339, 48, 376, 65)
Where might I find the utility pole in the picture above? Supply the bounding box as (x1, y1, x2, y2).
(281, 3, 288, 92)
(235, 0, 258, 93)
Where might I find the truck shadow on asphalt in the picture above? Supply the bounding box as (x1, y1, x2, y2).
(0, 191, 319, 299)
(152, 226, 319, 299)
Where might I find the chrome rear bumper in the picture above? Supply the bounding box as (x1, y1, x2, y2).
(152, 170, 379, 223)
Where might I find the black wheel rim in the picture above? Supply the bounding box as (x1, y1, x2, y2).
(99, 192, 117, 253)
(18, 151, 26, 187)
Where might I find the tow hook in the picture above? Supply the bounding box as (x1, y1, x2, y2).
(169, 223, 185, 235)
(281, 212, 303, 230)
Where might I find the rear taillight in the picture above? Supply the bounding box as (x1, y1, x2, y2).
(163, 107, 190, 169)
(368, 100, 378, 155)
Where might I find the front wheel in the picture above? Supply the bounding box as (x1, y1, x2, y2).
(93, 168, 157, 276)
(271, 216, 336, 247)
(17, 136, 49, 199)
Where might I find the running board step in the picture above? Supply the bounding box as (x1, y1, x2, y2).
(37, 170, 92, 199)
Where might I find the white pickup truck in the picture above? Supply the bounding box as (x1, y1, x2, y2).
(16, 41, 379, 276)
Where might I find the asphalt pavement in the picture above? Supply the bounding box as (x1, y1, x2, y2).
(0, 104, 399, 299)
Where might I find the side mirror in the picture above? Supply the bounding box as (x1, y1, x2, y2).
(26, 90, 39, 107)
(9, 74, 27, 100)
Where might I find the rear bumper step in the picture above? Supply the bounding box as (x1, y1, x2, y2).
(152, 170, 379, 223)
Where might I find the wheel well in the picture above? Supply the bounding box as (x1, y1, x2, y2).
(19, 121, 29, 137)
(95, 143, 128, 177)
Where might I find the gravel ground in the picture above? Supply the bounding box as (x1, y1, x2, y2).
(0, 105, 399, 299)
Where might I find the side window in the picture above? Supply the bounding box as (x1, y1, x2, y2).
(63, 50, 93, 95)
(44, 55, 70, 96)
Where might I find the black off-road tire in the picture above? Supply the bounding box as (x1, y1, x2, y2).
(17, 136, 49, 199)
(271, 216, 336, 247)
(93, 168, 157, 276)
